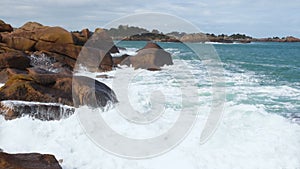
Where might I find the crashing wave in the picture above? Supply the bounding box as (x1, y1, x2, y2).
(0, 100, 75, 121)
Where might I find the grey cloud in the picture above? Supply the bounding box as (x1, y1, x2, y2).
(0, 0, 299, 37)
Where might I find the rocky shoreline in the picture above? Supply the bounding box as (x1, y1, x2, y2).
(1, 19, 299, 168)
(0, 19, 174, 168)
(0, 20, 173, 119)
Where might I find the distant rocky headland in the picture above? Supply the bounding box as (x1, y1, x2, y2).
(106, 25, 300, 43)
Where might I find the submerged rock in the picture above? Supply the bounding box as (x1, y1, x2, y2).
(0, 152, 62, 169)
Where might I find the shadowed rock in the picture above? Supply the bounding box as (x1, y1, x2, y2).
(0, 20, 13, 32)
(0, 152, 62, 169)
(0, 52, 31, 70)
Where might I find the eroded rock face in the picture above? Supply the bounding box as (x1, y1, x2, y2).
(0, 152, 62, 169)
(120, 42, 173, 70)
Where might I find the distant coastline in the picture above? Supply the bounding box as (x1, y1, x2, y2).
(2, 20, 300, 44)
(105, 25, 300, 43)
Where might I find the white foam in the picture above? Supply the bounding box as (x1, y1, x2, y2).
(204, 42, 234, 45)
(1, 55, 300, 169)
(111, 48, 138, 57)
(0, 103, 299, 169)
(0, 100, 74, 109)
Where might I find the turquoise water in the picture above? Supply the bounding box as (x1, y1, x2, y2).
(116, 41, 300, 121)
(1, 41, 299, 169)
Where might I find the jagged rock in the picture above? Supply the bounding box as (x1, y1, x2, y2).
(0, 20, 13, 32)
(0, 52, 31, 70)
(0, 152, 62, 169)
(121, 42, 173, 69)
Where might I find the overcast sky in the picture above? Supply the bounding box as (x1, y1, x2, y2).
(1, 0, 299, 38)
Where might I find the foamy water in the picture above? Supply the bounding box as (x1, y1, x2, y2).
(0, 44, 300, 169)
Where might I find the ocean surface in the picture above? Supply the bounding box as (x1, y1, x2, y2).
(0, 41, 299, 169)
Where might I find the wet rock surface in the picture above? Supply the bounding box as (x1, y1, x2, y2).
(0, 152, 62, 169)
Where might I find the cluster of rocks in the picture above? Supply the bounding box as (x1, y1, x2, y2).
(0, 21, 120, 117)
(0, 20, 118, 72)
(0, 19, 173, 168)
(0, 19, 173, 121)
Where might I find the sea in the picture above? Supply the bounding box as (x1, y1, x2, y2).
(0, 41, 299, 169)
